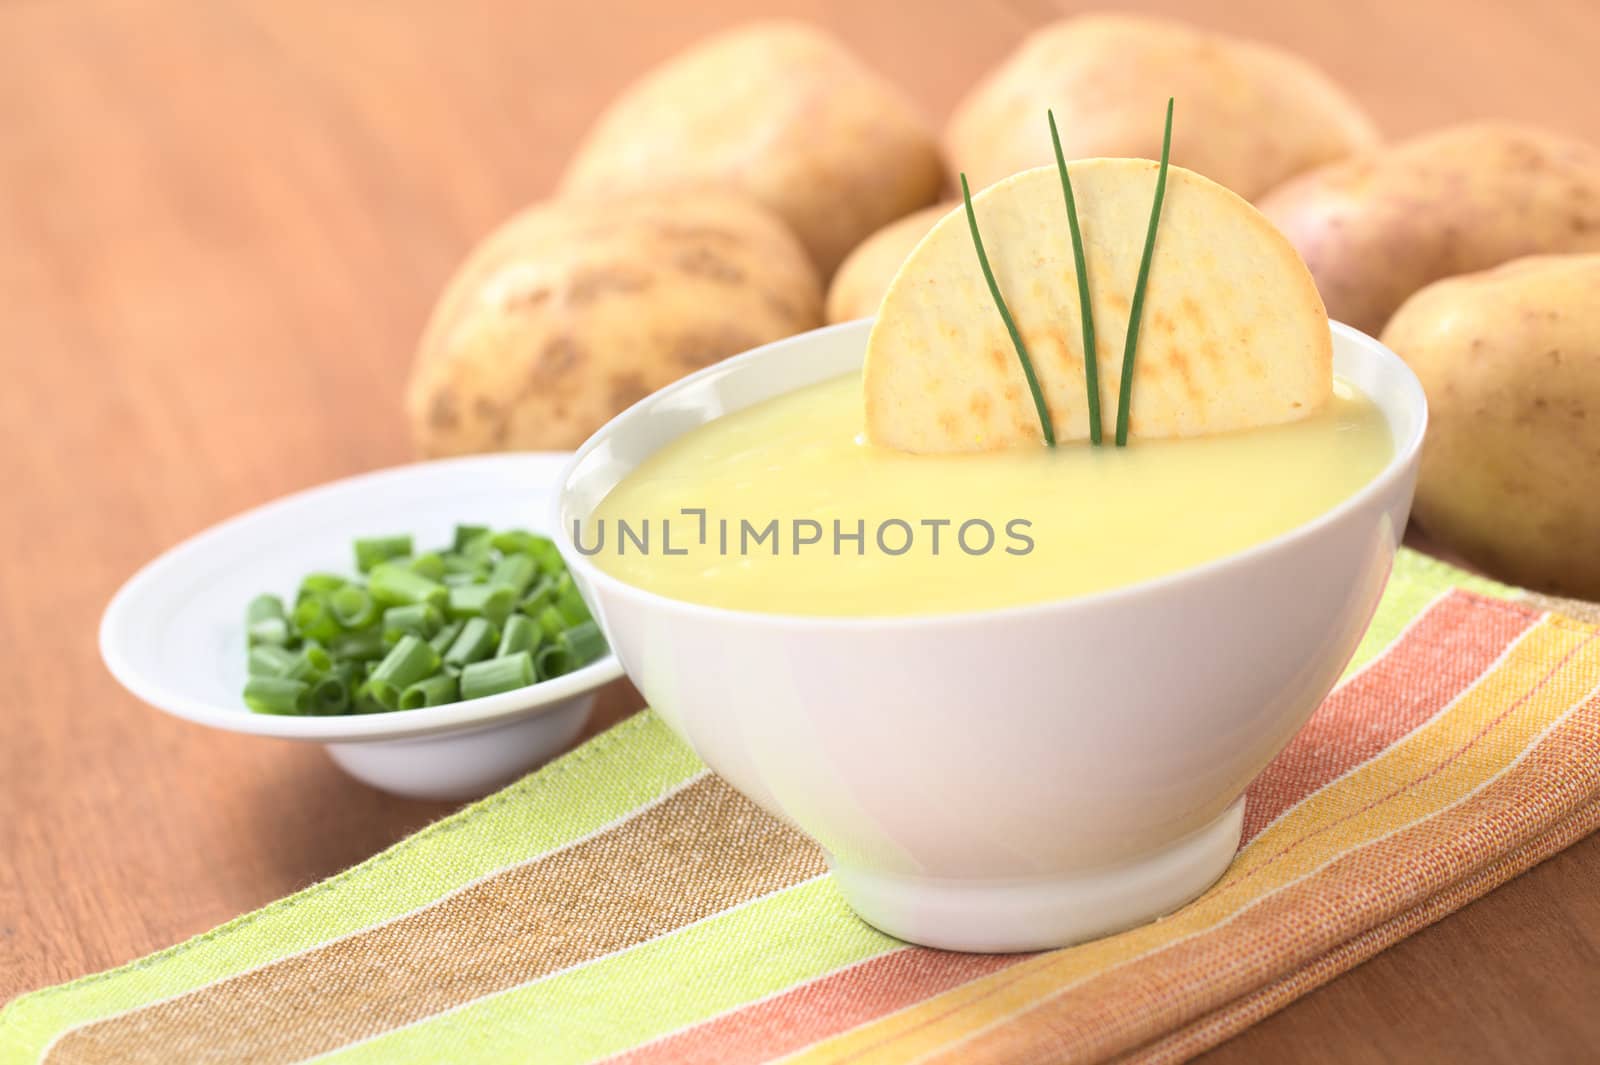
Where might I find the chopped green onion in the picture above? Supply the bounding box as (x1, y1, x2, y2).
(285, 644, 333, 681)
(330, 629, 387, 661)
(1116, 98, 1174, 448)
(367, 634, 441, 709)
(247, 617, 289, 648)
(491, 530, 564, 573)
(535, 605, 566, 641)
(428, 618, 466, 655)
(553, 577, 593, 625)
(460, 652, 535, 700)
(442, 553, 489, 578)
(368, 563, 447, 610)
(452, 524, 490, 552)
(535, 644, 576, 681)
(488, 529, 539, 556)
(330, 585, 378, 630)
(246, 595, 290, 647)
(961, 173, 1055, 447)
(292, 595, 342, 644)
(457, 530, 494, 564)
(247, 593, 287, 625)
(1049, 109, 1103, 447)
(296, 573, 348, 604)
(519, 576, 556, 614)
(563, 620, 607, 665)
(244, 676, 310, 715)
(383, 603, 444, 644)
(408, 552, 446, 581)
(534, 543, 566, 575)
(489, 552, 538, 596)
(354, 534, 413, 573)
(444, 617, 499, 667)
(351, 683, 386, 715)
(241, 526, 590, 716)
(309, 677, 350, 715)
(400, 673, 459, 710)
(247, 644, 297, 677)
(497, 614, 541, 658)
(447, 584, 515, 625)
(369, 633, 439, 686)
(530, 540, 565, 574)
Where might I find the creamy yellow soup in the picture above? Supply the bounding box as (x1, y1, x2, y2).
(587, 374, 1392, 617)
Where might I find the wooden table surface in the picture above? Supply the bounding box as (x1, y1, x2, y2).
(4, 1, 1599, 1060)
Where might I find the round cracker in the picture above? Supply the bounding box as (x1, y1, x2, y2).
(864, 160, 1331, 452)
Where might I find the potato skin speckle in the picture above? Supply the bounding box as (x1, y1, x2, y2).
(406, 191, 821, 456)
(427, 391, 458, 432)
(1382, 253, 1600, 598)
(674, 246, 746, 285)
(946, 14, 1377, 202)
(562, 21, 944, 276)
(567, 266, 652, 305)
(1260, 124, 1600, 334)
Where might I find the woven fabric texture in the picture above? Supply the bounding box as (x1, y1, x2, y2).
(5, 550, 1598, 1065)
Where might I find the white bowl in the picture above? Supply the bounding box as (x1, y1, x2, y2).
(101, 453, 624, 801)
(557, 319, 1426, 952)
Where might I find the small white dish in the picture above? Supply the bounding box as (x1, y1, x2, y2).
(558, 319, 1426, 953)
(101, 453, 624, 801)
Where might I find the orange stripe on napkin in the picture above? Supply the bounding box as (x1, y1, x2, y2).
(603, 950, 1018, 1065)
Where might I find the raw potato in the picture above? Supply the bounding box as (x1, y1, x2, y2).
(1381, 254, 1600, 599)
(1260, 124, 1600, 336)
(865, 161, 1331, 453)
(825, 204, 953, 323)
(562, 21, 945, 276)
(407, 192, 822, 456)
(946, 14, 1377, 201)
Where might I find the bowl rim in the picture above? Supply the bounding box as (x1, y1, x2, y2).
(555, 318, 1427, 628)
(100, 452, 626, 743)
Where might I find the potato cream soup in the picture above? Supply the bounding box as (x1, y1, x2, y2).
(585, 373, 1391, 617)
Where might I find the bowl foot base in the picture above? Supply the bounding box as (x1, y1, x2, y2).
(828, 798, 1244, 953)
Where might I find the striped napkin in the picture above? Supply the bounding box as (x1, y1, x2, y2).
(6, 550, 1600, 1065)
